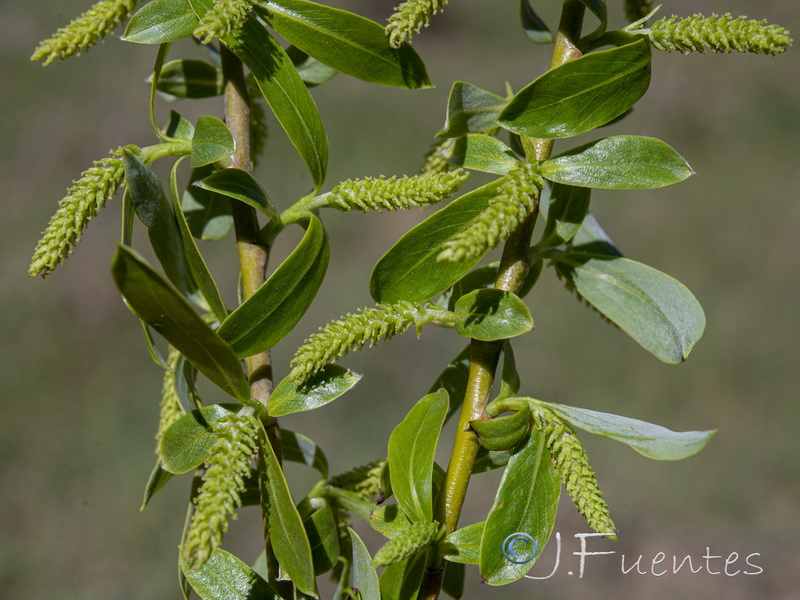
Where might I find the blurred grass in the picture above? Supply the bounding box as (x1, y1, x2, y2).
(1, 1, 799, 599)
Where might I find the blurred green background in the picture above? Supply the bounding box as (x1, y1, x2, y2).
(2, 1, 798, 599)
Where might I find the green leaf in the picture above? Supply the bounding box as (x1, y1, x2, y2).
(141, 459, 174, 510)
(165, 110, 197, 140)
(303, 499, 339, 575)
(191, 116, 235, 168)
(388, 390, 448, 523)
(436, 82, 507, 139)
(111, 246, 250, 401)
(155, 59, 223, 98)
(258, 0, 431, 89)
(282, 430, 329, 478)
(541, 136, 694, 189)
(379, 553, 427, 600)
(184, 165, 234, 241)
(160, 403, 240, 474)
(442, 521, 484, 565)
(539, 400, 716, 460)
(479, 430, 561, 584)
(287, 46, 339, 87)
(551, 251, 706, 363)
(497, 341, 521, 401)
(256, 421, 316, 596)
(499, 40, 650, 138)
(519, 0, 553, 43)
(577, 0, 608, 37)
(370, 179, 504, 304)
(269, 365, 361, 416)
(370, 504, 413, 539)
(349, 529, 381, 600)
(569, 211, 622, 257)
(218, 214, 328, 357)
(454, 289, 533, 341)
(183, 548, 277, 599)
(196, 168, 278, 218)
(323, 486, 375, 521)
(472, 448, 510, 474)
(123, 151, 199, 303)
(444, 134, 519, 175)
(442, 562, 465, 600)
(536, 183, 591, 249)
(471, 403, 531, 451)
(124, 0, 198, 44)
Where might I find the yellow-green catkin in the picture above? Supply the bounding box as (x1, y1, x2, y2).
(327, 170, 468, 212)
(372, 520, 442, 566)
(31, 0, 139, 65)
(194, 0, 258, 43)
(155, 347, 183, 454)
(29, 147, 135, 278)
(531, 407, 616, 537)
(438, 162, 543, 263)
(386, 0, 450, 48)
(182, 414, 258, 571)
(648, 13, 792, 55)
(419, 140, 453, 175)
(329, 460, 385, 500)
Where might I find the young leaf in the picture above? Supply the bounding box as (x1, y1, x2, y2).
(282, 430, 329, 478)
(470, 403, 531, 451)
(160, 403, 240, 474)
(196, 168, 278, 218)
(303, 499, 339, 575)
(256, 421, 316, 596)
(444, 134, 519, 175)
(497, 340, 521, 401)
(155, 59, 223, 98)
(578, 0, 608, 37)
(538, 400, 716, 460)
(111, 246, 250, 401)
(479, 430, 561, 584)
(442, 521, 484, 565)
(183, 165, 234, 241)
(370, 179, 504, 304)
(257, 0, 431, 89)
(124, 0, 199, 44)
(442, 562, 465, 600)
(379, 552, 427, 600)
(183, 548, 278, 600)
(370, 504, 413, 539)
(190, 116, 235, 168)
(499, 39, 650, 138)
(454, 289, 533, 341)
(268, 365, 361, 416)
(569, 211, 622, 257)
(165, 110, 197, 140)
(218, 213, 328, 357)
(388, 390, 448, 523)
(436, 82, 507, 139)
(541, 136, 694, 189)
(551, 251, 706, 363)
(141, 459, 175, 510)
(519, 0, 553, 43)
(349, 529, 381, 600)
(287, 46, 339, 87)
(536, 183, 591, 249)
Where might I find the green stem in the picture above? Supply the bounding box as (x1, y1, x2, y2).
(420, 3, 586, 598)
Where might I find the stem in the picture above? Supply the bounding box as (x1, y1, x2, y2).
(421, 3, 586, 598)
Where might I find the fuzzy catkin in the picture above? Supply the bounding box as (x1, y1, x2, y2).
(438, 162, 543, 263)
(31, 0, 139, 65)
(386, 0, 451, 48)
(155, 347, 183, 453)
(419, 140, 453, 175)
(327, 170, 468, 212)
(329, 460, 385, 500)
(29, 147, 134, 278)
(648, 13, 793, 55)
(194, 0, 258, 42)
(373, 521, 441, 566)
(183, 415, 258, 571)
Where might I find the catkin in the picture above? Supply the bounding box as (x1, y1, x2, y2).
(194, 0, 258, 42)
(373, 520, 441, 566)
(386, 0, 451, 48)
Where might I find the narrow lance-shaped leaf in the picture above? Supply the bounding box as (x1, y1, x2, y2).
(537, 399, 716, 460)
(282, 430, 329, 478)
(183, 548, 278, 600)
(350, 529, 381, 600)
(124, 0, 199, 44)
(536, 182, 591, 250)
(479, 430, 561, 585)
(218, 213, 329, 357)
(388, 390, 448, 523)
(111, 246, 250, 401)
(183, 165, 233, 241)
(551, 251, 706, 364)
(519, 0, 553, 43)
(303, 499, 339, 575)
(541, 136, 694, 189)
(499, 39, 650, 139)
(196, 168, 278, 218)
(258, 0, 431, 89)
(436, 82, 507, 139)
(454, 289, 533, 342)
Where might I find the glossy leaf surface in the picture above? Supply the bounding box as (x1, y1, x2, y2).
(479, 430, 560, 584)
(124, 0, 198, 44)
(540, 400, 716, 460)
(156, 59, 223, 98)
(259, 0, 430, 89)
(183, 548, 277, 599)
(551, 251, 705, 363)
(444, 134, 519, 175)
(436, 82, 507, 139)
(282, 430, 329, 477)
(454, 289, 533, 341)
(111, 246, 250, 401)
(541, 136, 693, 189)
(196, 168, 278, 218)
(160, 403, 240, 474)
(442, 521, 484, 564)
(370, 504, 413, 539)
(350, 529, 381, 600)
(388, 390, 448, 523)
(536, 183, 591, 249)
(190, 116, 235, 168)
(499, 40, 650, 138)
(269, 365, 361, 416)
(304, 500, 339, 575)
(379, 553, 427, 600)
(218, 214, 328, 357)
(370, 180, 503, 304)
(470, 403, 531, 451)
